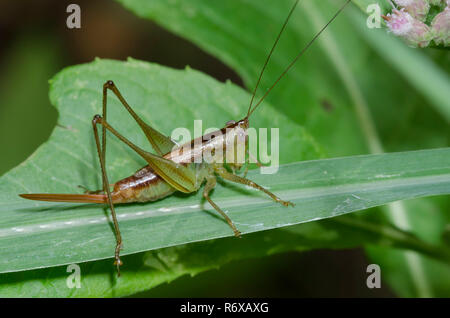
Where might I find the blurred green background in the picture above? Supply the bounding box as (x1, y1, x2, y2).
(1, 0, 448, 297)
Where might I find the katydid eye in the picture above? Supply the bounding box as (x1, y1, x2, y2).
(226, 120, 236, 126)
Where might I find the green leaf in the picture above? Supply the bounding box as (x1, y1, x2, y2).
(0, 216, 447, 297)
(0, 222, 397, 297)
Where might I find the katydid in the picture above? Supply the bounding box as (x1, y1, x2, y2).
(20, 0, 351, 275)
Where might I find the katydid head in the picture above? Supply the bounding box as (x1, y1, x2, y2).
(221, 117, 249, 172)
(224, 118, 249, 130)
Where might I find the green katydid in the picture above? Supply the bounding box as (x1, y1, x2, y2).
(20, 0, 352, 275)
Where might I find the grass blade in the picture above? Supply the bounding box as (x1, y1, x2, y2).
(1, 146, 449, 273)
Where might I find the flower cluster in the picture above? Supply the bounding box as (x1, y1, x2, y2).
(383, 0, 449, 47)
(431, 1, 450, 45)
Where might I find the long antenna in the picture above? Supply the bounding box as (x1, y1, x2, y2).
(247, 0, 352, 118)
(247, 0, 300, 117)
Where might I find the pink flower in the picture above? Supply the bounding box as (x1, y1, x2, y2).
(384, 9, 433, 47)
(385, 8, 414, 35)
(431, 6, 450, 45)
(393, 0, 430, 21)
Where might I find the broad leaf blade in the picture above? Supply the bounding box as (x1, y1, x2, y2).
(0, 215, 445, 298)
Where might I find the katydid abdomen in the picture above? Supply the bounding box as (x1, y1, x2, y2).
(20, 165, 177, 204)
(20, 161, 213, 204)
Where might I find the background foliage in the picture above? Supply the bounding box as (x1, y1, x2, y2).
(0, 0, 448, 297)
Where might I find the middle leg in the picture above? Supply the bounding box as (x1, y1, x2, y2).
(203, 175, 241, 238)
